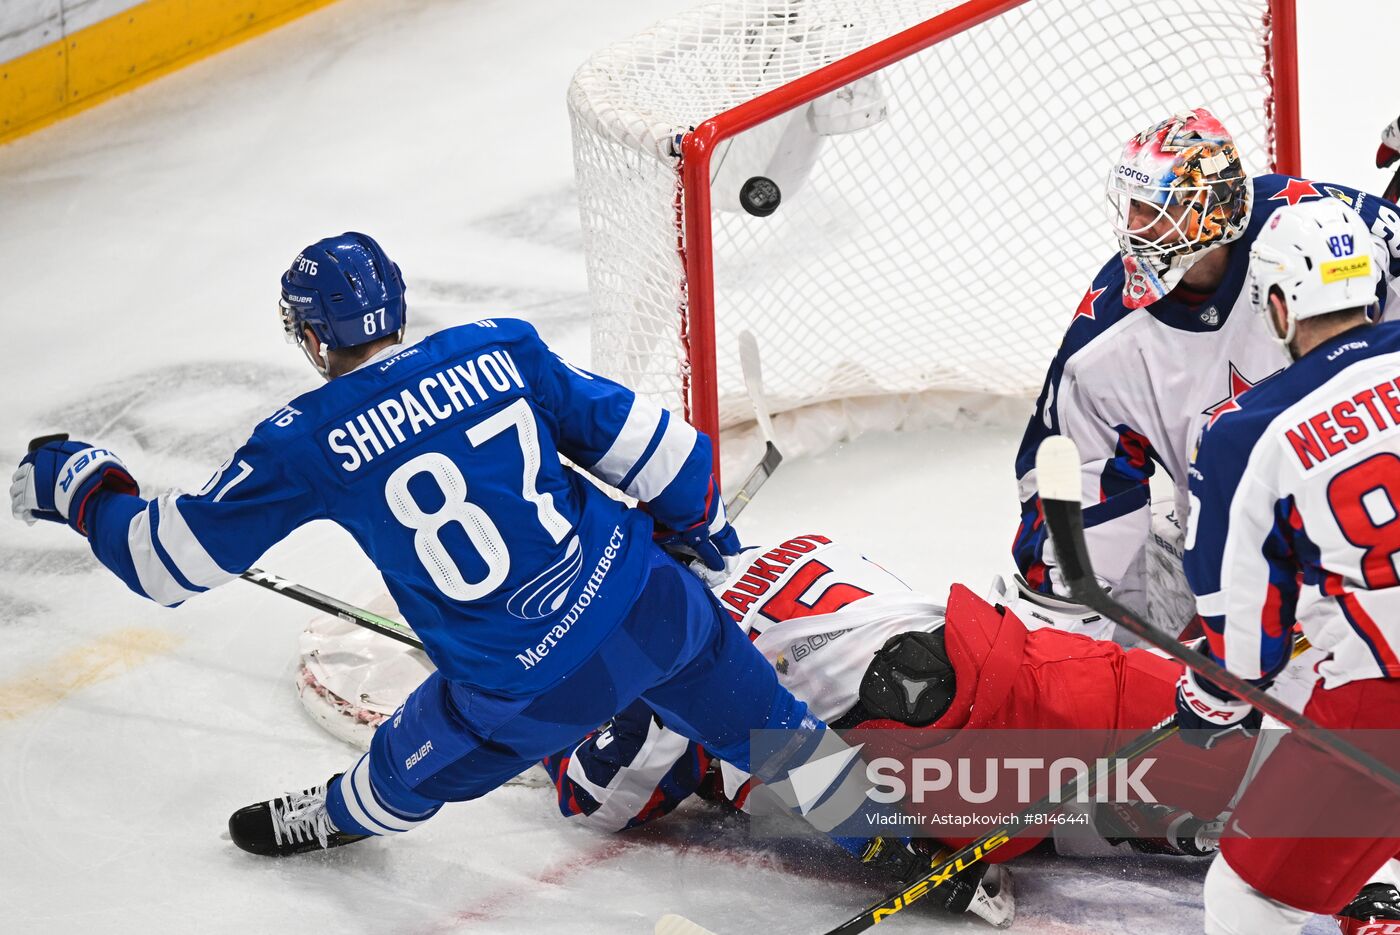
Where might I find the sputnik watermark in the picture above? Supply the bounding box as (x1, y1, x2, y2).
(866, 756, 1158, 806)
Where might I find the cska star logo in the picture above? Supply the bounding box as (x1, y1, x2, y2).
(1202, 362, 1281, 427)
(1073, 286, 1106, 322)
(1269, 178, 1322, 207)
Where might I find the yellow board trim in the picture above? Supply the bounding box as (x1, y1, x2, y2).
(1, 0, 344, 147)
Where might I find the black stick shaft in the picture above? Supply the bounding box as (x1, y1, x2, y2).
(239, 567, 424, 649)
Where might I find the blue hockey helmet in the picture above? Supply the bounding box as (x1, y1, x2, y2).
(280, 232, 406, 376)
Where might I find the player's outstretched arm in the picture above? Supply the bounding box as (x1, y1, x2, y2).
(12, 431, 319, 607)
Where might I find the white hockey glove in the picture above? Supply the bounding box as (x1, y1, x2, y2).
(12, 436, 138, 535)
(988, 574, 1115, 641)
(1380, 114, 1400, 202)
(1378, 115, 1400, 170)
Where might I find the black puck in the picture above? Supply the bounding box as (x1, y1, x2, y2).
(739, 176, 781, 217)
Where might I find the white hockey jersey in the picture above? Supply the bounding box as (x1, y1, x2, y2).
(713, 534, 939, 721)
(1015, 176, 1400, 611)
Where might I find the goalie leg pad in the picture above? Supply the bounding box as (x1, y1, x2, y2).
(858, 629, 955, 727)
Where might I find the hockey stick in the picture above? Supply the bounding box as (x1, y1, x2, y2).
(238, 567, 424, 648)
(725, 330, 784, 521)
(1035, 435, 1400, 798)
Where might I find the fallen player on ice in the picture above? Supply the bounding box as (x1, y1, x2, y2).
(295, 532, 1358, 930)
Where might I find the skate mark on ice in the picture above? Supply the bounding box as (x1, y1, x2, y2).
(410, 279, 588, 328)
(0, 627, 184, 721)
(38, 361, 305, 465)
(471, 185, 582, 252)
(0, 588, 48, 619)
(0, 544, 99, 578)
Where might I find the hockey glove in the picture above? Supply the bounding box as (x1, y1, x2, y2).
(11, 435, 138, 536)
(1174, 667, 1262, 750)
(1380, 116, 1400, 203)
(1335, 882, 1400, 935)
(654, 483, 741, 573)
(1378, 115, 1400, 170)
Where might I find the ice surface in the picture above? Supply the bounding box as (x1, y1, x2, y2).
(0, 0, 1393, 930)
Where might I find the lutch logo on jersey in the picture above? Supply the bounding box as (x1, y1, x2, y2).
(327, 349, 526, 472)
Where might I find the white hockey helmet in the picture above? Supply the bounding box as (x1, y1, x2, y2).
(1248, 199, 1383, 355)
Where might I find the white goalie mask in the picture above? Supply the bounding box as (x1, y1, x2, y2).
(1248, 199, 1384, 358)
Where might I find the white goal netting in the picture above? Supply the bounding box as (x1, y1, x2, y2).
(569, 0, 1290, 467)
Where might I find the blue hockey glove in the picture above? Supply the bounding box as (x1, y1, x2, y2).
(11, 434, 138, 536)
(655, 486, 740, 572)
(1174, 667, 1262, 749)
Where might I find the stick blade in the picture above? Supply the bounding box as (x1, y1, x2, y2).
(737, 329, 778, 446)
(655, 915, 721, 935)
(1035, 435, 1083, 504)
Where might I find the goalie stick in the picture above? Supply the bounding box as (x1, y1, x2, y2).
(1034, 434, 1400, 799)
(725, 329, 784, 520)
(656, 724, 1185, 935)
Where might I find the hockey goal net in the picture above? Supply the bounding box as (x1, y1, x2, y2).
(568, 0, 1298, 479)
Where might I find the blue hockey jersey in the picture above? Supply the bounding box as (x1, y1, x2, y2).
(1187, 321, 1400, 689)
(1014, 175, 1400, 609)
(84, 319, 718, 696)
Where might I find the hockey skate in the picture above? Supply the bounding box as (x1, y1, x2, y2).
(1098, 802, 1220, 857)
(228, 775, 368, 857)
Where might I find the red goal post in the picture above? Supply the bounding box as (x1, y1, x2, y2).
(569, 0, 1299, 483)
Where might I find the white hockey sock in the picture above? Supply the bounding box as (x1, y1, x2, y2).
(1203, 853, 1311, 935)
